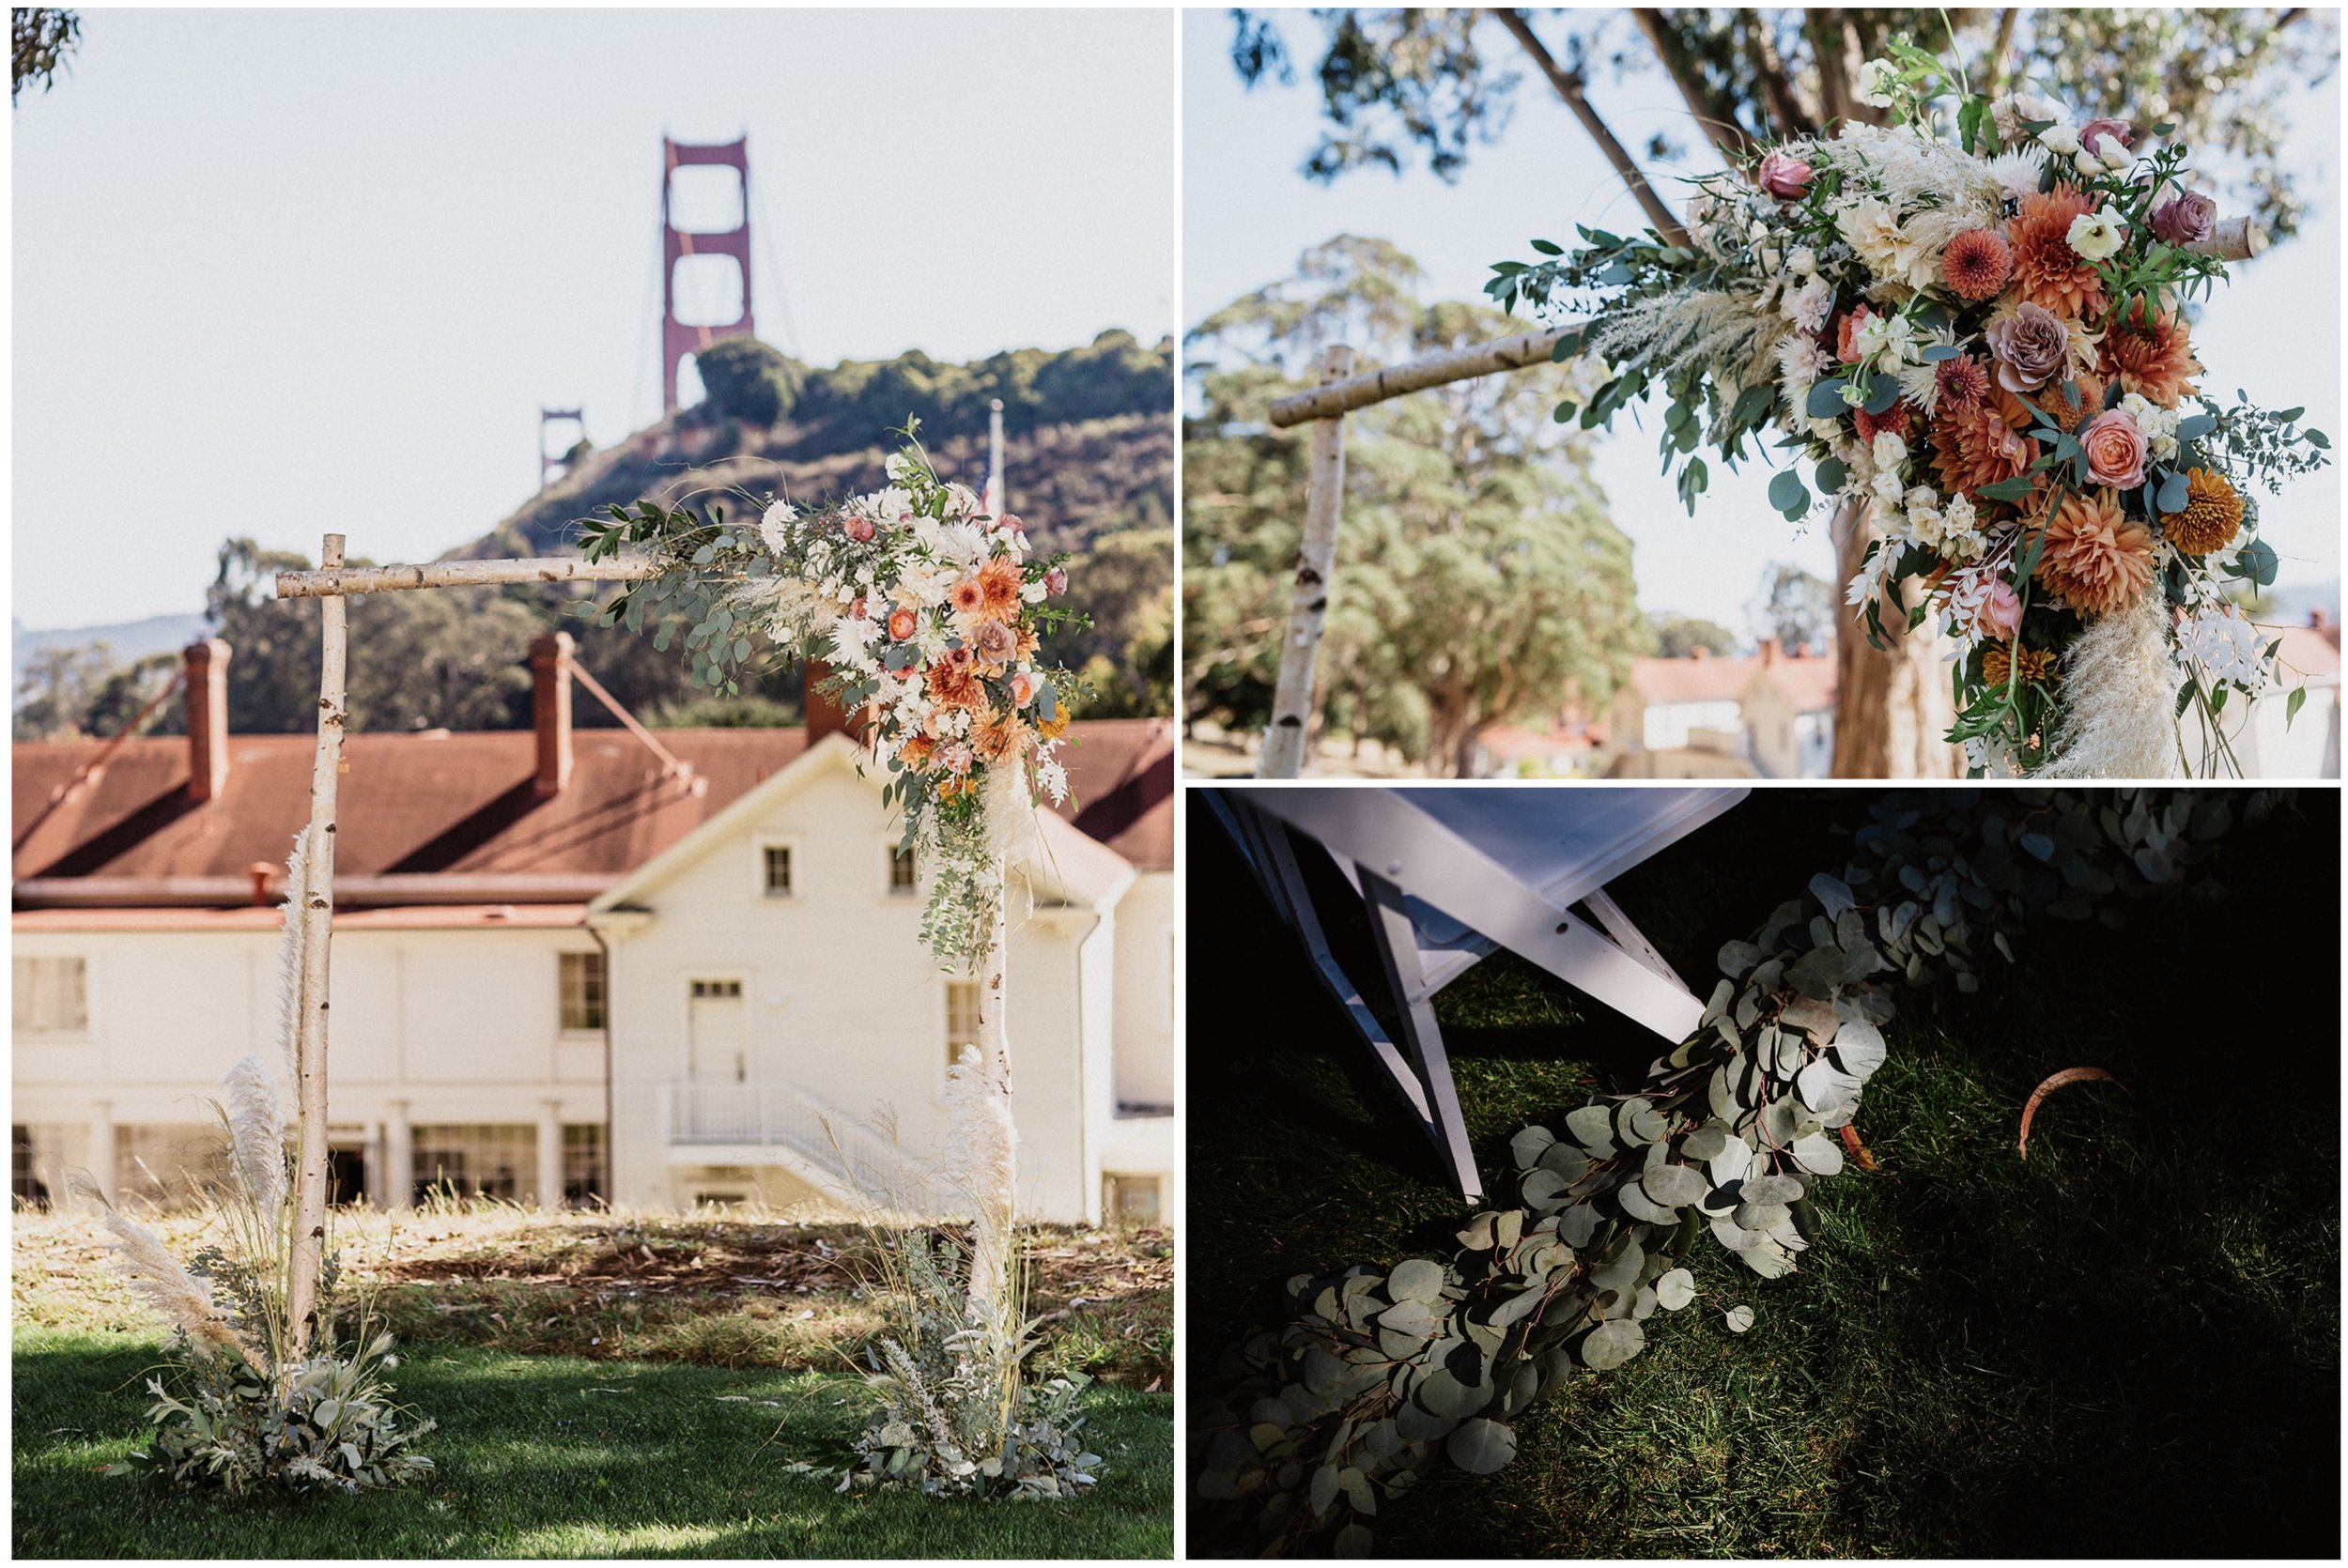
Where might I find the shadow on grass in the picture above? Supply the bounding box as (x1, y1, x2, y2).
(1187, 788, 2339, 1560)
(12, 1337, 1172, 1559)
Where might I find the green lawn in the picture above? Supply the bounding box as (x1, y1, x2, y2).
(13, 1330, 1171, 1558)
(1188, 789, 2339, 1559)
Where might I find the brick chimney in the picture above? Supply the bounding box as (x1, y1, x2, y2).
(183, 638, 232, 802)
(806, 660, 869, 747)
(531, 631, 575, 797)
(1758, 636, 1780, 667)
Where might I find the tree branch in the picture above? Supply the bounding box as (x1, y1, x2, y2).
(1986, 7, 2021, 96)
(1738, 9, 1816, 140)
(1630, 8, 1757, 159)
(1491, 8, 1691, 245)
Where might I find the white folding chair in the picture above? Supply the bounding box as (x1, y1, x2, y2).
(1209, 786, 1748, 1203)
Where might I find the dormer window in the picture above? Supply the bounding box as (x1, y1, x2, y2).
(763, 845, 794, 897)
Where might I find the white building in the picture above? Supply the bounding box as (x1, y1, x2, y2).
(1601, 640, 1836, 779)
(12, 635, 1175, 1226)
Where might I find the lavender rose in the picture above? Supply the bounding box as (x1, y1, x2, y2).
(1755, 149, 1814, 201)
(2079, 409, 2150, 489)
(1985, 302, 2069, 392)
(2151, 190, 2217, 246)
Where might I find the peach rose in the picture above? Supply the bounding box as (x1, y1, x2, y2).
(1009, 671, 1037, 707)
(1976, 578, 2023, 641)
(888, 607, 918, 641)
(1836, 305, 1878, 366)
(2078, 408, 2148, 489)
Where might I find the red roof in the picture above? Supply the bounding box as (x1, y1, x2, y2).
(1626, 652, 1836, 712)
(13, 719, 1171, 905)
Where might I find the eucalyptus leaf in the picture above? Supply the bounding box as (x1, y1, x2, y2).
(1655, 1268, 1696, 1311)
(1724, 1305, 1756, 1334)
(1388, 1258, 1445, 1303)
(1446, 1418, 1519, 1475)
(1581, 1319, 1645, 1371)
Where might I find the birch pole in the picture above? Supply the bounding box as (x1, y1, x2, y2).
(1259, 343, 1355, 778)
(286, 533, 348, 1360)
(965, 868, 1017, 1316)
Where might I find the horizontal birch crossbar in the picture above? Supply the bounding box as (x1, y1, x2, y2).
(274, 556, 659, 599)
(1267, 324, 1585, 427)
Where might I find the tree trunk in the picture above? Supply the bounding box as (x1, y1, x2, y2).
(286, 534, 348, 1363)
(1830, 501, 1960, 778)
(1493, 8, 1692, 246)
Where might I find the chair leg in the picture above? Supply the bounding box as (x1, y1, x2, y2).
(1360, 869, 1483, 1205)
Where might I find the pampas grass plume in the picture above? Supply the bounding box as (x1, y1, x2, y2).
(222, 1053, 288, 1219)
(74, 1177, 247, 1360)
(2041, 593, 2180, 777)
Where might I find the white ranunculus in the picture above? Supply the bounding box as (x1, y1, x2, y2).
(2087, 132, 2134, 174)
(2066, 209, 2127, 261)
(759, 500, 797, 554)
(1788, 246, 1817, 275)
(2039, 124, 2081, 156)
(1871, 430, 1908, 469)
(1854, 58, 1901, 108)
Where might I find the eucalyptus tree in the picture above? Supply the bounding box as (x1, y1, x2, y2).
(1185, 236, 1643, 774)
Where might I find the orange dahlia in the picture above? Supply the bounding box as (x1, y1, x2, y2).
(948, 577, 987, 618)
(924, 649, 985, 709)
(2009, 184, 2107, 318)
(2162, 466, 2244, 555)
(1852, 399, 1913, 445)
(976, 556, 1024, 620)
(1935, 356, 1991, 407)
(1931, 398, 2040, 500)
(972, 709, 1027, 762)
(1982, 641, 2059, 688)
(1941, 228, 2014, 302)
(2041, 372, 2108, 435)
(2033, 488, 2155, 618)
(2099, 300, 2201, 407)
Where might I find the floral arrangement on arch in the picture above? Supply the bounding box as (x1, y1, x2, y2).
(582, 423, 1086, 966)
(1491, 39, 2329, 776)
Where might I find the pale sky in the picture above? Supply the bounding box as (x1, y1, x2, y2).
(13, 8, 1176, 629)
(1182, 9, 2343, 640)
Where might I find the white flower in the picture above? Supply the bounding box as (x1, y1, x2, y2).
(1020, 579, 1047, 604)
(1854, 57, 1901, 109)
(883, 452, 919, 484)
(1846, 540, 1900, 607)
(2183, 603, 2271, 692)
(758, 500, 796, 554)
(1944, 492, 1979, 538)
(1982, 147, 2049, 204)
(1872, 469, 1908, 508)
(2065, 209, 2126, 261)
(1780, 277, 1834, 334)
(1871, 430, 1909, 469)
(2039, 124, 2081, 156)
(1808, 416, 1845, 444)
(2085, 131, 2135, 175)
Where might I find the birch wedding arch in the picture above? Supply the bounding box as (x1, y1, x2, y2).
(1491, 44, 2329, 777)
(91, 424, 1101, 1500)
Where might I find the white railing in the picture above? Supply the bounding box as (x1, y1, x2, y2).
(661, 1079, 948, 1207)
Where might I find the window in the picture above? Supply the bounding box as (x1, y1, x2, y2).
(559, 951, 605, 1032)
(563, 1124, 606, 1207)
(13, 956, 86, 1035)
(762, 844, 794, 897)
(1104, 1174, 1162, 1227)
(117, 1125, 233, 1209)
(944, 978, 982, 1069)
(410, 1124, 534, 1205)
(889, 843, 918, 895)
(691, 977, 743, 1001)
(13, 1126, 50, 1211)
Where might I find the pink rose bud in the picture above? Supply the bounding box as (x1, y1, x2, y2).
(843, 514, 876, 543)
(996, 513, 1025, 534)
(2079, 408, 2149, 490)
(1755, 149, 1814, 201)
(2150, 191, 2217, 246)
(1977, 578, 2023, 641)
(1043, 566, 1067, 595)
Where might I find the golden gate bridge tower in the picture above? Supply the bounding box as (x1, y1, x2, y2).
(659, 136, 755, 413)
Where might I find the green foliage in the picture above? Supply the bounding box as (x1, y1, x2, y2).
(1192, 789, 2270, 1554)
(788, 330, 1170, 446)
(1749, 562, 1835, 655)
(12, 640, 118, 741)
(1184, 237, 1644, 775)
(1649, 615, 1737, 659)
(12, 7, 79, 102)
(114, 1330, 435, 1496)
(692, 336, 800, 426)
(1228, 9, 2336, 238)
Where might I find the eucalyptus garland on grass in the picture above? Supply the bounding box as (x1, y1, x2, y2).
(1192, 790, 2267, 1556)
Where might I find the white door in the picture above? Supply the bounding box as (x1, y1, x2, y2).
(688, 978, 747, 1084)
